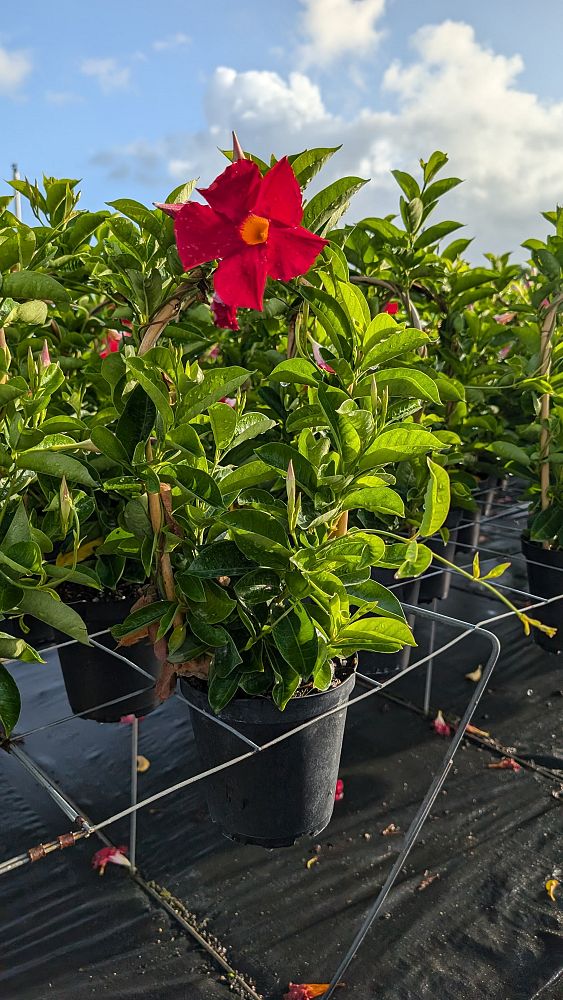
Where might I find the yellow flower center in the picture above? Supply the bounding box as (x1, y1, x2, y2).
(240, 213, 270, 246)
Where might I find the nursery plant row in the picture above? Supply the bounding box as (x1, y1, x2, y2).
(0, 139, 561, 845)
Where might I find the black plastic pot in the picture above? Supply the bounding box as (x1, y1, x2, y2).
(58, 634, 161, 723)
(418, 509, 462, 603)
(181, 669, 356, 848)
(522, 535, 563, 653)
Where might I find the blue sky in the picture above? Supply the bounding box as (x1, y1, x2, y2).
(3, 1, 563, 253)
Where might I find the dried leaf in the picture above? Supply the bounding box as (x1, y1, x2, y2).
(466, 723, 491, 738)
(136, 755, 150, 773)
(418, 870, 440, 891)
(545, 878, 559, 902)
(487, 757, 522, 772)
(465, 664, 483, 683)
(381, 822, 400, 836)
(56, 537, 103, 567)
(284, 986, 339, 1000)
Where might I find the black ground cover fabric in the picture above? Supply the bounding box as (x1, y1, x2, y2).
(0, 511, 561, 999)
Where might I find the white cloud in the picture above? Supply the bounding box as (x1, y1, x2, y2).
(91, 22, 563, 254)
(206, 66, 328, 128)
(299, 0, 386, 66)
(153, 32, 190, 52)
(45, 90, 83, 106)
(81, 57, 130, 94)
(0, 45, 31, 95)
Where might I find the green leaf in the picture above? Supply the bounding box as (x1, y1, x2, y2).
(188, 541, 253, 577)
(1, 271, 70, 305)
(342, 486, 405, 517)
(193, 581, 236, 624)
(0, 664, 21, 737)
(303, 176, 368, 235)
(219, 460, 278, 499)
(0, 379, 28, 406)
(44, 564, 102, 590)
(272, 604, 318, 677)
(207, 664, 241, 713)
(125, 357, 173, 431)
(107, 198, 162, 238)
(114, 386, 155, 462)
(15, 451, 97, 487)
(489, 440, 531, 468)
(220, 509, 288, 547)
(368, 368, 441, 405)
(180, 367, 251, 421)
(422, 151, 449, 184)
(406, 197, 424, 232)
(359, 426, 446, 470)
(0, 633, 43, 662)
(18, 590, 89, 644)
(268, 358, 320, 387)
(3, 502, 32, 548)
(419, 458, 451, 536)
(299, 284, 352, 355)
(270, 649, 300, 710)
(422, 176, 462, 202)
(333, 616, 415, 654)
(227, 412, 276, 452)
(91, 426, 131, 467)
(111, 600, 174, 639)
(363, 331, 429, 367)
(66, 211, 108, 250)
(211, 636, 243, 678)
(209, 402, 237, 451)
(255, 443, 317, 495)
(414, 221, 463, 250)
(234, 569, 282, 605)
(346, 579, 406, 622)
(7, 300, 48, 325)
(173, 464, 224, 507)
(391, 169, 420, 200)
(290, 147, 341, 188)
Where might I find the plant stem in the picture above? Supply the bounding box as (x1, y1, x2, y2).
(138, 272, 206, 355)
(538, 295, 563, 516)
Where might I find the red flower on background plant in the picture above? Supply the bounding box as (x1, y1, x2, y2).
(312, 341, 336, 374)
(210, 292, 239, 331)
(99, 327, 131, 360)
(91, 844, 129, 875)
(220, 396, 236, 408)
(382, 301, 399, 315)
(157, 157, 328, 311)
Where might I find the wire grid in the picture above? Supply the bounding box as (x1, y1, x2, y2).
(0, 476, 561, 999)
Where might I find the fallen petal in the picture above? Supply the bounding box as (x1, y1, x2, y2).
(306, 856, 319, 870)
(91, 845, 129, 875)
(546, 878, 559, 901)
(334, 778, 344, 801)
(465, 665, 483, 683)
(136, 755, 151, 773)
(381, 822, 400, 836)
(487, 757, 522, 772)
(432, 710, 452, 737)
(284, 986, 332, 1000)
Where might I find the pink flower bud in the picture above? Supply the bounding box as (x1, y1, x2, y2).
(40, 340, 51, 367)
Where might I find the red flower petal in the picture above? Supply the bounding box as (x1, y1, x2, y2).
(154, 201, 184, 218)
(334, 778, 344, 801)
(210, 293, 239, 330)
(382, 301, 399, 315)
(173, 202, 241, 271)
(266, 224, 328, 282)
(214, 244, 269, 310)
(254, 156, 304, 227)
(198, 159, 262, 225)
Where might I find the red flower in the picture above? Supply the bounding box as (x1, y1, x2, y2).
(99, 327, 131, 360)
(210, 292, 239, 331)
(157, 157, 328, 311)
(312, 341, 336, 374)
(382, 301, 399, 315)
(220, 396, 236, 408)
(334, 778, 344, 801)
(91, 845, 129, 875)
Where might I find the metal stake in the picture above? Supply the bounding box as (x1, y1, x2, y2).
(129, 716, 139, 871)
